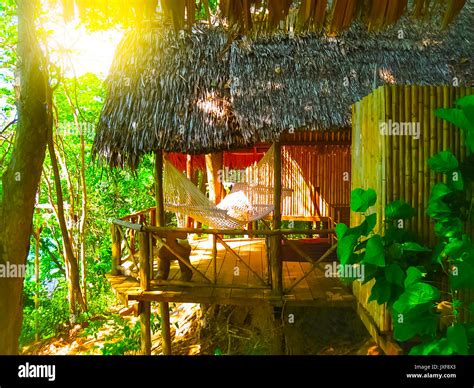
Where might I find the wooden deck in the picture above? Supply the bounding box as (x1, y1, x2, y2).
(107, 238, 355, 307)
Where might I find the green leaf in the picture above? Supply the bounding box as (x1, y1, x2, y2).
(335, 223, 349, 240)
(401, 242, 430, 253)
(428, 151, 459, 173)
(385, 264, 405, 287)
(429, 183, 452, 202)
(385, 200, 416, 220)
(434, 218, 463, 239)
(450, 256, 474, 289)
(435, 108, 471, 132)
(447, 324, 469, 355)
(368, 277, 391, 304)
(393, 282, 440, 314)
(393, 313, 438, 342)
(469, 302, 474, 312)
(363, 213, 377, 234)
(350, 188, 377, 213)
(363, 235, 385, 267)
(455, 94, 474, 108)
(426, 199, 452, 219)
(388, 243, 403, 260)
(337, 234, 359, 266)
(409, 338, 455, 355)
(404, 267, 424, 288)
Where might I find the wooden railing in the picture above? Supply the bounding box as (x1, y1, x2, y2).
(110, 215, 338, 297)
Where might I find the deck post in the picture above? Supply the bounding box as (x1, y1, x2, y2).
(212, 234, 217, 283)
(271, 142, 283, 296)
(111, 224, 121, 275)
(155, 150, 172, 355)
(139, 231, 151, 355)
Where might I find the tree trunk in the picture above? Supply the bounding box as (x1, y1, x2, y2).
(48, 140, 86, 317)
(205, 152, 224, 204)
(0, 0, 51, 355)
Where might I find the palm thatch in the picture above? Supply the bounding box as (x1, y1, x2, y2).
(93, 4, 473, 169)
(231, 10, 473, 138)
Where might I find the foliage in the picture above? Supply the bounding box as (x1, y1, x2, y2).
(338, 94, 474, 355)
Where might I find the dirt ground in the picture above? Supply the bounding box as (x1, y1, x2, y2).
(23, 302, 377, 356)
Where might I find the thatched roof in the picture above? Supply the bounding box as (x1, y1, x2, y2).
(93, 4, 473, 169)
(231, 11, 473, 139)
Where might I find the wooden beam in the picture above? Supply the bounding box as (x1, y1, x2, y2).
(141, 225, 335, 236)
(285, 243, 338, 293)
(271, 142, 283, 296)
(216, 235, 267, 286)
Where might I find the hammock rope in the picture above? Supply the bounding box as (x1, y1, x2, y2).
(163, 145, 288, 229)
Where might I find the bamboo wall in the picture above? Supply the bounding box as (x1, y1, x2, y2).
(352, 85, 474, 333)
(243, 144, 351, 223)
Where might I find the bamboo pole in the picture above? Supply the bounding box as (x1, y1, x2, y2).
(405, 86, 412, 230)
(385, 86, 393, 204)
(411, 86, 419, 232)
(417, 86, 424, 236)
(393, 86, 400, 201)
(426, 87, 435, 244)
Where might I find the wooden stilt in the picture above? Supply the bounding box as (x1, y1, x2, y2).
(160, 302, 172, 356)
(155, 150, 172, 355)
(139, 231, 151, 355)
(271, 142, 283, 296)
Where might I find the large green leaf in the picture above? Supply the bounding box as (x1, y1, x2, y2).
(368, 277, 391, 304)
(456, 94, 474, 108)
(434, 218, 463, 238)
(350, 188, 377, 213)
(404, 267, 425, 288)
(429, 183, 452, 202)
(435, 108, 471, 132)
(450, 255, 474, 289)
(393, 282, 440, 314)
(409, 338, 455, 355)
(426, 199, 452, 219)
(363, 235, 385, 267)
(393, 312, 438, 342)
(385, 264, 405, 287)
(335, 223, 349, 240)
(385, 200, 415, 220)
(337, 234, 359, 266)
(428, 151, 459, 173)
(447, 324, 469, 355)
(363, 213, 377, 235)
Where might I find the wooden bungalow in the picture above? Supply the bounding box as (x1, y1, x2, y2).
(93, 2, 473, 355)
